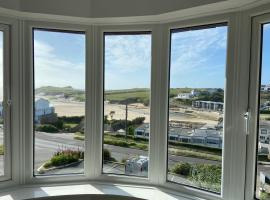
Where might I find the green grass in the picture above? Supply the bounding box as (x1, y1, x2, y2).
(105, 89, 150, 106)
(35, 86, 85, 102)
(64, 123, 79, 128)
(0, 145, 3, 155)
(168, 141, 222, 156)
(169, 148, 221, 161)
(260, 191, 270, 200)
(74, 132, 85, 140)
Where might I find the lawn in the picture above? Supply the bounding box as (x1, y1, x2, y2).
(64, 123, 79, 128)
(105, 89, 150, 106)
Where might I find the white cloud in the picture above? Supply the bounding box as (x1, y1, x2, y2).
(170, 27, 227, 75)
(34, 40, 85, 89)
(105, 35, 151, 73)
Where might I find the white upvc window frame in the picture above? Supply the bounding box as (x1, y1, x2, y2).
(20, 14, 250, 200)
(161, 13, 250, 200)
(96, 24, 164, 185)
(16, 6, 270, 200)
(245, 12, 270, 200)
(23, 20, 93, 183)
(0, 23, 11, 182)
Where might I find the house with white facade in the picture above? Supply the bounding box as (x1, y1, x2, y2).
(261, 84, 270, 92)
(176, 89, 200, 100)
(35, 98, 55, 123)
(192, 100, 224, 111)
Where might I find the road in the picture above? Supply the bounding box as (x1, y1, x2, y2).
(1, 130, 270, 194)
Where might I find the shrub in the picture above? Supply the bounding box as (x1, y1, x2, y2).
(58, 116, 84, 124)
(104, 139, 129, 147)
(171, 163, 191, 176)
(50, 154, 77, 166)
(45, 149, 84, 168)
(52, 120, 64, 130)
(190, 164, 222, 187)
(261, 110, 270, 114)
(127, 126, 135, 136)
(131, 117, 145, 125)
(36, 124, 59, 133)
(260, 191, 270, 200)
(103, 149, 112, 161)
(171, 163, 222, 192)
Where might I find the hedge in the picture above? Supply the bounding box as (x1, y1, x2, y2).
(36, 124, 59, 133)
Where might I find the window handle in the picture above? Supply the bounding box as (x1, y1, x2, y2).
(244, 111, 250, 135)
(6, 99, 12, 107)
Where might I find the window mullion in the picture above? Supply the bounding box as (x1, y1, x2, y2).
(149, 24, 169, 185)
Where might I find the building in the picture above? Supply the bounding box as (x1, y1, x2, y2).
(35, 98, 55, 123)
(134, 123, 149, 139)
(135, 123, 223, 148)
(176, 93, 193, 99)
(176, 89, 199, 100)
(192, 100, 224, 111)
(261, 84, 270, 92)
(259, 121, 270, 144)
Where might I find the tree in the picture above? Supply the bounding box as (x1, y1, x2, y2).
(127, 126, 135, 136)
(109, 111, 115, 120)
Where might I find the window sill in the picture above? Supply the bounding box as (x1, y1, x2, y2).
(0, 182, 203, 200)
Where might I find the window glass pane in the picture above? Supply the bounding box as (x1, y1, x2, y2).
(33, 29, 85, 176)
(103, 33, 151, 177)
(167, 25, 227, 193)
(0, 31, 4, 177)
(256, 23, 270, 199)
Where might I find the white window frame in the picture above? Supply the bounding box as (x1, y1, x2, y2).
(245, 12, 270, 200)
(101, 30, 152, 178)
(23, 21, 93, 183)
(0, 24, 11, 182)
(8, 5, 269, 200)
(160, 13, 250, 200)
(20, 14, 250, 200)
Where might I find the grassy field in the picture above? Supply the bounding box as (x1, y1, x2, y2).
(36, 86, 85, 102)
(105, 88, 150, 106)
(36, 86, 223, 107)
(0, 145, 3, 155)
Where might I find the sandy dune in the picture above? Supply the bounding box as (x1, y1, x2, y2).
(51, 100, 219, 126)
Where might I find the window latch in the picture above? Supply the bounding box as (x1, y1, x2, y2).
(244, 110, 250, 135)
(7, 99, 12, 106)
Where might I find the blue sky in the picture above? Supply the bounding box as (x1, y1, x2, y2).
(170, 26, 227, 89)
(34, 30, 85, 89)
(261, 24, 270, 85)
(34, 26, 230, 90)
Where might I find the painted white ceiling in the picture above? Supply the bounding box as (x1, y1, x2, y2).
(0, 0, 225, 18)
(0, 0, 265, 19)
